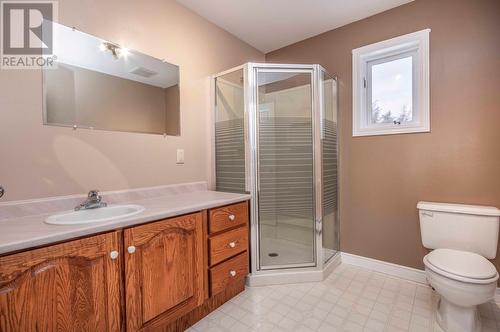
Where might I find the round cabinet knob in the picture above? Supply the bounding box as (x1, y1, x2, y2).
(228, 214, 236, 221)
(229, 270, 237, 277)
(110, 250, 119, 260)
(127, 246, 136, 254)
(228, 242, 236, 248)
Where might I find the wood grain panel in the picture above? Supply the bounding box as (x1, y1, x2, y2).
(0, 232, 122, 332)
(209, 226, 248, 266)
(202, 210, 209, 300)
(209, 251, 248, 295)
(142, 228, 195, 322)
(208, 201, 248, 234)
(124, 212, 204, 332)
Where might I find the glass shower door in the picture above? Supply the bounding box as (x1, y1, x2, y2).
(256, 68, 316, 269)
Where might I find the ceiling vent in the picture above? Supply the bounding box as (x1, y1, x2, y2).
(129, 66, 158, 78)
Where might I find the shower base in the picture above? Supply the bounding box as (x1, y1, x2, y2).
(260, 237, 336, 267)
(246, 239, 341, 287)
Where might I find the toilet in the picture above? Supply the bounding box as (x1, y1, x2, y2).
(417, 202, 500, 332)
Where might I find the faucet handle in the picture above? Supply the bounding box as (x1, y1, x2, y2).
(88, 190, 100, 198)
(88, 190, 103, 203)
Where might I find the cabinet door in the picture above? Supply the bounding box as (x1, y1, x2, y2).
(124, 212, 204, 331)
(0, 232, 122, 332)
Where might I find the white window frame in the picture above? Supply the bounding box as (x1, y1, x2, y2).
(352, 29, 430, 137)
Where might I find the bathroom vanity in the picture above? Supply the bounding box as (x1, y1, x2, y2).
(0, 185, 250, 331)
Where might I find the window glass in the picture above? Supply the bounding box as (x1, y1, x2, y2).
(370, 56, 413, 125)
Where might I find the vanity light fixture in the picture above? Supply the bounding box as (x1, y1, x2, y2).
(98, 42, 107, 52)
(99, 41, 129, 59)
(119, 47, 130, 57)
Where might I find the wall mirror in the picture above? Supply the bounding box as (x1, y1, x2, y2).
(43, 22, 180, 135)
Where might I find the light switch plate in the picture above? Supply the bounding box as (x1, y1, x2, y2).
(176, 149, 184, 164)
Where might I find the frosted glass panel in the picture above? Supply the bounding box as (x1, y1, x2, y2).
(215, 69, 245, 193)
(321, 71, 339, 263)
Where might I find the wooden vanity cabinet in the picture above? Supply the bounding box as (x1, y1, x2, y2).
(0, 231, 122, 332)
(124, 212, 204, 332)
(0, 200, 249, 332)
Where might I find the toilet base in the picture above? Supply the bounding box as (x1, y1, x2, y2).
(436, 297, 481, 332)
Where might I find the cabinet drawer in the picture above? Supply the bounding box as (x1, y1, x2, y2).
(208, 201, 248, 234)
(210, 251, 248, 295)
(209, 226, 248, 266)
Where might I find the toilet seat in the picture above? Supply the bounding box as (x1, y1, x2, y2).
(424, 248, 499, 284)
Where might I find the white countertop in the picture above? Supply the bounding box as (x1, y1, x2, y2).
(0, 190, 250, 255)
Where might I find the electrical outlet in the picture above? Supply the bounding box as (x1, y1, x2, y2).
(176, 149, 184, 164)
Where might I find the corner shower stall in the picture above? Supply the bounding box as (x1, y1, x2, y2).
(213, 63, 339, 285)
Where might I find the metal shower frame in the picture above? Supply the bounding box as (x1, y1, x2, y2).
(212, 62, 340, 278)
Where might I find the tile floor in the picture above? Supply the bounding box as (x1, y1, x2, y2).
(188, 264, 500, 332)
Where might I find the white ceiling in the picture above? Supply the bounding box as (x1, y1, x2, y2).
(177, 0, 414, 53)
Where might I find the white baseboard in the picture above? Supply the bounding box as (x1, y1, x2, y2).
(341, 252, 427, 284)
(341, 252, 500, 303)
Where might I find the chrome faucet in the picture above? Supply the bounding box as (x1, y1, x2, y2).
(75, 190, 107, 211)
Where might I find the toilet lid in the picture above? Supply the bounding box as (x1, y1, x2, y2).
(425, 249, 498, 280)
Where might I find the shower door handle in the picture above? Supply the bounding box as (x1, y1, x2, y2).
(315, 219, 322, 235)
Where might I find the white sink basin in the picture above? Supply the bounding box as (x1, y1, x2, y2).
(45, 204, 145, 225)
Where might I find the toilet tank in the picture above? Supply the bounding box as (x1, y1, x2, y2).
(417, 201, 500, 259)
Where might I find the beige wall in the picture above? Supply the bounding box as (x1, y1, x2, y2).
(267, 0, 500, 271)
(0, 0, 263, 201)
